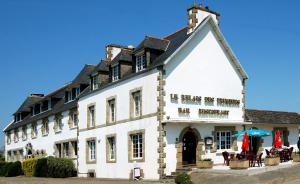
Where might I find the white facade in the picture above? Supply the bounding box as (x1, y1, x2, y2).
(4, 4, 300, 181)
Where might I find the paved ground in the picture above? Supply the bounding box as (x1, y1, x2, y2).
(2, 164, 300, 184)
(190, 163, 300, 184)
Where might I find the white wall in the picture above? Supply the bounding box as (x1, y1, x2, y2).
(165, 22, 244, 123)
(5, 110, 77, 161)
(77, 69, 160, 180)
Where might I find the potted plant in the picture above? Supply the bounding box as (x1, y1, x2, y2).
(229, 157, 249, 169)
(265, 155, 280, 166)
(197, 158, 213, 169)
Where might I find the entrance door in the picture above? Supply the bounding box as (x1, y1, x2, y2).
(182, 131, 197, 165)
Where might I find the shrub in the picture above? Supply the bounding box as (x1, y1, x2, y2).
(6, 161, 22, 177)
(35, 157, 48, 177)
(175, 173, 193, 184)
(22, 158, 38, 176)
(47, 156, 75, 178)
(0, 162, 12, 176)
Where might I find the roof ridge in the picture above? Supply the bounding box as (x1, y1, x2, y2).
(163, 26, 187, 39)
(247, 108, 299, 114)
(145, 35, 170, 43)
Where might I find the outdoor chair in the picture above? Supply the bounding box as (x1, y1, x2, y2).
(255, 153, 263, 167)
(265, 149, 270, 156)
(288, 147, 293, 160)
(246, 153, 255, 167)
(222, 151, 230, 166)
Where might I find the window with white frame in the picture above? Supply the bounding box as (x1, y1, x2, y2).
(6, 132, 11, 144)
(131, 133, 143, 159)
(88, 140, 96, 161)
(136, 54, 146, 72)
(107, 136, 116, 161)
(108, 99, 116, 123)
(72, 113, 78, 127)
(132, 91, 141, 117)
(112, 65, 119, 82)
(75, 87, 80, 97)
(56, 143, 62, 158)
(216, 131, 232, 150)
(91, 75, 99, 90)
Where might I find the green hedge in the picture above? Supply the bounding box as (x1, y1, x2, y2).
(47, 156, 75, 178)
(22, 156, 75, 178)
(22, 158, 38, 176)
(0, 161, 22, 177)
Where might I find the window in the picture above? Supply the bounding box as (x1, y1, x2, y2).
(33, 104, 41, 115)
(41, 100, 49, 112)
(136, 55, 146, 72)
(107, 136, 116, 162)
(91, 75, 99, 90)
(22, 126, 27, 140)
(87, 140, 96, 162)
(216, 131, 231, 150)
(132, 91, 141, 117)
(108, 99, 116, 123)
(54, 115, 63, 132)
(14, 129, 19, 142)
(73, 113, 78, 127)
(42, 119, 49, 136)
(88, 105, 95, 128)
(6, 132, 11, 144)
(16, 113, 22, 122)
(56, 144, 62, 158)
(63, 142, 69, 157)
(31, 123, 38, 138)
(72, 141, 78, 157)
(75, 88, 80, 97)
(131, 133, 143, 160)
(112, 65, 119, 82)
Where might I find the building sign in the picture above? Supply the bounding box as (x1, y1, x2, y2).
(171, 93, 240, 117)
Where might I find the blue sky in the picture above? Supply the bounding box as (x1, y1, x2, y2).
(0, 0, 300, 146)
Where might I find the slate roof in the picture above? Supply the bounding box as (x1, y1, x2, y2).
(245, 109, 300, 124)
(110, 49, 134, 66)
(91, 60, 109, 75)
(14, 96, 43, 114)
(4, 64, 95, 131)
(134, 36, 170, 53)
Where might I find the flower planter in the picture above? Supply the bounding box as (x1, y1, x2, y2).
(292, 154, 300, 162)
(229, 160, 249, 169)
(265, 157, 280, 166)
(197, 161, 213, 169)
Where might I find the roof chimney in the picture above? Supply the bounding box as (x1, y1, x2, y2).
(187, 3, 220, 34)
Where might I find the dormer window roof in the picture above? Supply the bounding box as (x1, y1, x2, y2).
(133, 36, 169, 54)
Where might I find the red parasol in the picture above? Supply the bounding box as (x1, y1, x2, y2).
(242, 132, 249, 152)
(274, 130, 282, 148)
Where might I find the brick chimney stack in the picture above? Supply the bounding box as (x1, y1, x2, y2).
(187, 3, 220, 34)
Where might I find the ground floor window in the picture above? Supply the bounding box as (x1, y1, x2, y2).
(63, 142, 69, 157)
(87, 140, 96, 162)
(131, 133, 143, 159)
(72, 141, 78, 157)
(56, 143, 62, 158)
(216, 131, 231, 150)
(106, 136, 116, 162)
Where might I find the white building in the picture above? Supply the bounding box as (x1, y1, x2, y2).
(4, 3, 300, 181)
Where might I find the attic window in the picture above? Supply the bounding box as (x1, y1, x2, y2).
(136, 55, 146, 72)
(91, 75, 99, 90)
(33, 104, 41, 115)
(42, 100, 49, 112)
(112, 66, 119, 82)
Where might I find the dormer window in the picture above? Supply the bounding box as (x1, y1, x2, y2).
(91, 75, 99, 90)
(33, 104, 41, 115)
(75, 88, 80, 97)
(42, 100, 49, 112)
(112, 65, 119, 82)
(15, 113, 22, 122)
(136, 54, 146, 72)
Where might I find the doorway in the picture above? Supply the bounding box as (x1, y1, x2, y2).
(182, 130, 197, 165)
